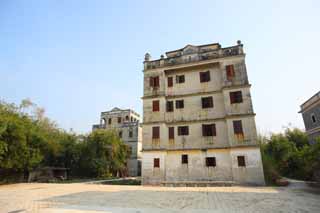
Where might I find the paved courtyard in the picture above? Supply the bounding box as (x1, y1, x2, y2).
(0, 183, 319, 213)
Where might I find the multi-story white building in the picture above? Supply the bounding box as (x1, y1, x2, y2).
(141, 41, 265, 185)
(93, 107, 142, 176)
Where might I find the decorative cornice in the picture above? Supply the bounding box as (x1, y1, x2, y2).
(141, 84, 251, 100)
(142, 144, 259, 152)
(141, 113, 256, 126)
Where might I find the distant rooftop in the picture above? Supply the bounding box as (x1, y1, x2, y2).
(300, 91, 320, 112)
(101, 107, 140, 117)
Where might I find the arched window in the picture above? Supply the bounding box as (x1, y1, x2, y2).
(125, 115, 129, 121)
(101, 118, 106, 125)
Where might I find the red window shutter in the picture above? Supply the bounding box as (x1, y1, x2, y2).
(152, 126, 160, 139)
(152, 100, 160, 112)
(169, 127, 174, 139)
(226, 65, 235, 80)
(168, 77, 173, 87)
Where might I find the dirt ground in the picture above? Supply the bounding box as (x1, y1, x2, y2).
(0, 183, 319, 213)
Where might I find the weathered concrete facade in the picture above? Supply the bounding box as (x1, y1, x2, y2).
(93, 107, 142, 176)
(142, 41, 265, 185)
(300, 91, 320, 144)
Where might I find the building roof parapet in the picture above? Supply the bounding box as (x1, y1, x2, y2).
(144, 41, 244, 71)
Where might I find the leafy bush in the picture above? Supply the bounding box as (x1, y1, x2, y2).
(0, 99, 128, 182)
(260, 128, 320, 182)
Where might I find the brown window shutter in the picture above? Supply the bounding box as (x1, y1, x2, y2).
(154, 76, 159, 87)
(176, 100, 184, 109)
(233, 120, 243, 134)
(199, 72, 204, 82)
(149, 77, 154, 87)
(169, 127, 174, 139)
(152, 100, 160, 112)
(230, 92, 236, 104)
(166, 101, 174, 112)
(152, 126, 160, 139)
(168, 77, 173, 87)
(237, 91, 243, 103)
(206, 71, 211, 81)
(202, 124, 216, 136)
(154, 158, 160, 168)
(202, 124, 206, 136)
(212, 124, 216, 136)
(237, 156, 246, 167)
(200, 71, 210, 83)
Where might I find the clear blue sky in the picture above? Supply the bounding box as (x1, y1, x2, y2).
(1, 0, 319, 134)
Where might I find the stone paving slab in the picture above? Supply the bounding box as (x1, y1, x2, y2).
(0, 183, 319, 213)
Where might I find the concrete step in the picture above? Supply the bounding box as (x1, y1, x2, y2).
(161, 181, 235, 187)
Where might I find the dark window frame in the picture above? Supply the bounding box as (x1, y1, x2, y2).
(152, 100, 160, 112)
(311, 114, 317, 123)
(154, 158, 160, 168)
(168, 76, 173, 87)
(200, 71, 211, 83)
(230, 91, 243, 104)
(237, 156, 246, 167)
(166, 101, 174, 112)
(108, 118, 112, 124)
(233, 120, 243, 135)
(181, 154, 188, 164)
(201, 96, 214, 108)
(202, 124, 217, 137)
(178, 126, 189, 136)
(150, 76, 160, 88)
(152, 126, 160, 139)
(206, 157, 216, 167)
(175, 100, 184, 109)
(118, 117, 122, 123)
(168, 127, 174, 139)
(176, 75, 185, 84)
